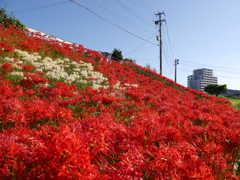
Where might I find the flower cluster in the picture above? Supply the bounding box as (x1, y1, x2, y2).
(0, 25, 239, 179)
(2, 49, 109, 90)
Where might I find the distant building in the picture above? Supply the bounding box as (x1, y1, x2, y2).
(187, 68, 217, 92)
(221, 89, 240, 97)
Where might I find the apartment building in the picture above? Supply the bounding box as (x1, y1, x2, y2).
(187, 68, 217, 92)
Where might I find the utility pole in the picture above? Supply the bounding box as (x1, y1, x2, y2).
(155, 12, 165, 75)
(174, 59, 179, 83)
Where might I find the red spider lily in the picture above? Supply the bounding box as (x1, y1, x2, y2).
(88, 77, 95, 81)
(23, 65, 33, 71)
(0, 24, 239, 179)
(20, 73, 48, 88)
(0, 85, 23, 98)
(36, 71, 44, 76)
(0, 125, 108, 179)
(1, 63, 12, 73)
(0, 42, 14, 54)
(86, 107, 97, 113)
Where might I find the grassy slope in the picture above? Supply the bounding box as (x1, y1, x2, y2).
(230, 99, 240, 110)
(220, 96, 240, 110)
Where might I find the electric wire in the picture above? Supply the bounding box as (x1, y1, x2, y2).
(92, 0, 152, 34)
(126, 45, 157, 54)
(137, 0, 157, 13)
(162, 20, 190, 79)
(162, 45, 172, 74)
(89, 0, 154, 35)
(180, 62, 240, 75)
(181, 64, 240, 75)
(124, 31, 158, 56)
(114, 0, 153, 27)
(179, 62, 192, 77)
(163, 27, 196, 78)
(178, 68, 240, 80)
(168, 66, 174, 80)
(162, 27, 174, 68)
(180, 60, 240, 72)
(13, 1, 70, 13)
(164, 22, 174, 61)
(181, 63, 240, 76)
(128, 0, 155, 18)
(70, 0, 158, 46)
(86, 0, 154, 38)
(140, 58, 157, 61)
(214, 74, 240, 80)
(160, 20, 176, 78)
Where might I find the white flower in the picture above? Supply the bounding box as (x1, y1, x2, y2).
(10, 71, 24, 77)
(11, 49, 109, 89)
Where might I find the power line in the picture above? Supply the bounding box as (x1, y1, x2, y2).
(114, 0, 153, 27)
(214, 74, 240, 80)
(168, 66, 174, 79)
(88, 0, 154, 35)
(124, 31, 158, 56)
(181, 61, 240, 74)
(139, 58, 157, 61)
(178, 68, 194, 73)
(136, 45, 157, 52)
(128, 0, 155, 18)
(162, 27, 175, 71)
(181, 60, 240, 72)
(13, 1, 70, 13)
(162, 33, 191, 78)
(70, 0, 158, 46)
(178, 68, 240, 80)
(164, 22, 174, 61)
(162, 45, 171, 72)
(124, 45, 156, 56)
(86, 0, 153, 38)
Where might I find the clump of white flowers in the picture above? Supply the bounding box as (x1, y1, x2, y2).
(2, 49, 138, 90)
(3, 49, 108, 89)
(10, 71, 24, 77)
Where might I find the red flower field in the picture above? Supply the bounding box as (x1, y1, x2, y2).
(0, 25, 239, 179)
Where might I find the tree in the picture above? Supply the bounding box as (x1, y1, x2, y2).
(111, 48, 123, 61)
(145, 63, 157, 72)
(204, 84, 227, 97)
(124, 58, 136, 63)
(0, 5, 25, 29)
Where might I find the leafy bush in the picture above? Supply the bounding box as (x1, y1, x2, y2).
(0, 5, 25, 29)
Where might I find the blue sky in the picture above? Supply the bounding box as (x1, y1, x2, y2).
(1, 0, 240, 90)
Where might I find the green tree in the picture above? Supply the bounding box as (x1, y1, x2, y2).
(111, 48, 123, 61)
(0, 5, 25, 29)
(204, 84, 227, 97)
(145, 63, 157, 72)
(124, 58, 136, 63)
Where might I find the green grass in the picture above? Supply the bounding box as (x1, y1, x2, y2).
(221, 96, 240, 110)
(228, 99, 240, 110)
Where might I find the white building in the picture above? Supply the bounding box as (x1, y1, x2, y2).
(187, 68, 217, 92)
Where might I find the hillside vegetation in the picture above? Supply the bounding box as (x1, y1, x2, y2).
(223, 96, 240, 110)
(0, 25, 239, 179)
